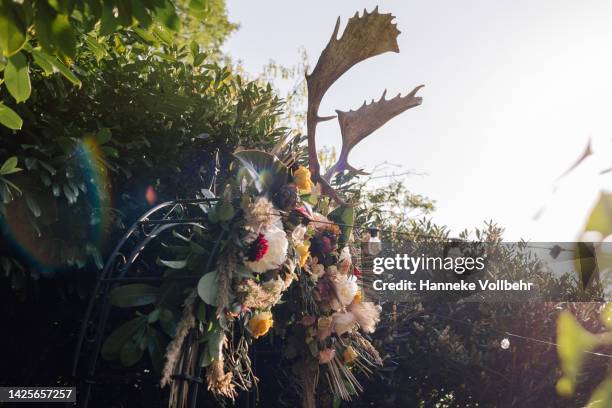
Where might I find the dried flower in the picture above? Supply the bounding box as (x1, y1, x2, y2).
(316, 279, 335, 304)
(248, 311, 274, 338)
(247, 233, 269, 261)
(273, 183, 300, 210)
(244, 197, 277, 233)
(262, 276, 286, 294)
(301, 315, 316, 326)
(311, 213, 341, 235)
(282, 274, 297, 291)
(332, 311, 357, 335)
(296, 242, 310, 267)
(244, 226, 288, 273)
(207, 359, 235, 398)
(311, 234, 334, 256)
(338, 247, 352, 274)
(293, 166, 314, 192)
(334, 275, 359, 307)
(318, 348, 336, 364)
(311, 263, 326, 282)
(161, 291, 197, 387)
(349, 301, 381, 333)
(342, 346, 358, 364)
(317, 316, 334, 340)
(239, 279, 282, 310)
(291, 224, 308, 243)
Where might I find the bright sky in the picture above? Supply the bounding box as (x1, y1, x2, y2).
(223, 0, 612, 241)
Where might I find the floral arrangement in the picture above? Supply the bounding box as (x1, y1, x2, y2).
(102, 7, 424, 407)
(180, 148, 383, 403)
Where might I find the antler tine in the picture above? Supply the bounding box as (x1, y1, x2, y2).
(324, 85, 424, 180)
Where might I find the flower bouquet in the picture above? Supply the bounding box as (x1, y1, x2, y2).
(160, 147, 382, 404)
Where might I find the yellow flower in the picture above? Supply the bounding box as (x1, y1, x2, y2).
(293, 166, 314, 192)
(296, 242, 310, 267)
(248, 311, 274, 339)
(353, 290, 363, 304)
(342, 346, 358, 364)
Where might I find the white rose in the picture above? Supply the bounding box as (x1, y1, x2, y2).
(334, 275, 358, 306)
(244, 225, 288, 273)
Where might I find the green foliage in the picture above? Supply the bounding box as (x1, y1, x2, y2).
(197, 271, 218, 306)
(101, 315, 148, 361)
(0, 102, 22, 129)
(327, 205, 354, 245)
(0, 0, 181, 59)
(5, 52, 31, 102)
(555, 307, 612, 404)
(177, 0, 238, 50)
(0, 21, 288, 294)
(0, 0, 236, 130)
(556, 311, 599, 396)
(555, 194, 612, 405)
(109, 283, 161, 308)
(587, 378, 612, 408)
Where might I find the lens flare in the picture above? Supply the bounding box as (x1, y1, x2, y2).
(1, 136, 112, 273)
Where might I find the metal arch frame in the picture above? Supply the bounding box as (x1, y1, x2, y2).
(71, 197, 218, 408)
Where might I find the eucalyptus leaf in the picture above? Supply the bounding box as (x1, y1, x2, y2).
(158, 258, 188, 269)
(197, 271, 218, 306)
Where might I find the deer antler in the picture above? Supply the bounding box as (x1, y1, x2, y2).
(306, 7, 423, 205)
(324, 86, 423, 179)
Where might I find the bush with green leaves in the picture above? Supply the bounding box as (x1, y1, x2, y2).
(0, 26, 289, 294)
(0, 0, 236, 129)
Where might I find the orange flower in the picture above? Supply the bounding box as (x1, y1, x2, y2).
(293, 166, 314, 192)
(343, 346, 358, 364)
(248, 311, 273, 338)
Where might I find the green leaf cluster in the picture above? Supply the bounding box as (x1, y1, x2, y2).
(0, 0, 237, 130)
(0, 17, 288, 292)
